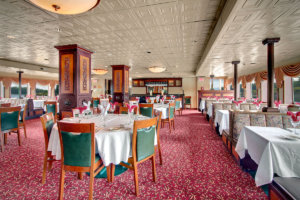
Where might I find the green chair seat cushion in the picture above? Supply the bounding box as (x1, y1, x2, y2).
(61, 131, 94, 167)
(140, 107, 153, 118)
(137, 125, 155, 162)
(1, 111, 19, 131)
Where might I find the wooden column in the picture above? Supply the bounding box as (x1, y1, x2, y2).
(232, 61, 240, 100)
(262, 38, 280, 108)
(17, 71, 23, 99)
(55, 44, 93, 114)
(111, 65, 130, 103)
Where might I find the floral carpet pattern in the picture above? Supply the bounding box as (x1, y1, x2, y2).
(0, 110, 267, 199)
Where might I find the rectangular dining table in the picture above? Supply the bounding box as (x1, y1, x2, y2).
(214, 110, 229, 135)
(235, 126, 300, 186)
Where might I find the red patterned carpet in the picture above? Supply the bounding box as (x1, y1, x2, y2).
(0, 110, 267, 199)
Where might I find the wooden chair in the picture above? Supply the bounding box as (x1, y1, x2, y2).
(92, 98, 100, 113)
(0, 103, 11, 107)
(120, 117, 157, 196)
(72, 108, 80, 117)
(119, 106, 129, 114)
(139, 103, 154, 118)
(175, 98, 182, 116)
(154, 111, 163, 165)
(40, 113, 58, 184)
(119, 106, 138, 114)
(45, 101, 58, 122)
(161, 102, 175, 133)
(184, 96, 191, 109)
(57, 122, 106, 200)
(61, 111, 72, 119)
(0, 106, 21, 152)
(19, 104, 27, 138)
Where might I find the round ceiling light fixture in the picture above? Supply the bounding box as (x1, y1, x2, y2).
(148, 66, 166, 73)
(29, 0, 101, 15)
(93, 68, 108, 75)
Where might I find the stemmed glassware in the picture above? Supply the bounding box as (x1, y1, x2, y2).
(287, 111, 300, 135)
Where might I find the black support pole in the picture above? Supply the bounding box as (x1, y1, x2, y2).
(16, 71, 24, 99)
(232, 61, 240, 101)
(262, 38, 280, 108)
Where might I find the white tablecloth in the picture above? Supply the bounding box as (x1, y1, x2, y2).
(207, 103, 213, 117)
(200, 100, 205, 111)
(33, 100, 44, 109)
(48, 114, 156, 166)
(153, 103, 169, 119)
(235, 126, 300, 186)
(100, 99, 109, 107)
(214, 110, 229, 135)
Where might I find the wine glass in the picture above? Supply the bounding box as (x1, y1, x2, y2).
(256, 104, 261, 111)
(289, 117, 300, 135)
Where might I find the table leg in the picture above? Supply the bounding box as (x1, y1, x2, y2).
(111, 164, 115, 182)
(106, 166, 111, 182)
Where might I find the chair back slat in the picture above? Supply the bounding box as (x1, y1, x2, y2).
(139, 104, 154, 118)
(0, 107, 21, 131)
(57, 122, 95, 167)
(132, 118, 157, 162)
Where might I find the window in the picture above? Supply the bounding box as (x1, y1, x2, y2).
(36, 83, 48, 96)
(210, 79, 225, 90)
(230, 84, 233, 90)
(251, 81, 257, 98)
(54, 84, 59, 96)
(10, 82, 27, 98)
(239, 83, 244, 97)
(293, 76, 300, 102)
(274, 82, 278, 101)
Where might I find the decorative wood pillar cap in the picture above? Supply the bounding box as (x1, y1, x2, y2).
(54, 44, 93, 54)
(16, 71, 24, 74)
(232, 61, 240, 65)
(262, 38, 280, 45)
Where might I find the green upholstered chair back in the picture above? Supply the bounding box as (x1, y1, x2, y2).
(93, 100, 100, 108)
(136, 125, 156, 162)
(1, 110, 20, 131)
(60, 131, 93, 167)
(45, 120, 54, 139)
(169, 105, 175, 119)
(140, 107, 153, 118)
(46, 104, 56, 115)
(185, 97, 191, 104)
(175, 100, 181, 109)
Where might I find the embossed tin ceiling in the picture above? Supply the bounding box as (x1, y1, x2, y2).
(0, 0, 300, 79)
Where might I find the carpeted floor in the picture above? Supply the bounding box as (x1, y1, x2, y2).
(0, 110, 267, 199)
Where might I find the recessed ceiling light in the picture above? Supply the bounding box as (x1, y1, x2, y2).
(56, 28, 61, 32)
(107, 53, 112, 56)
(104, 66, 108, 68)
(7, 35, 15, 39)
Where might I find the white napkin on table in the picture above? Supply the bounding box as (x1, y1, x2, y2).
(83, 101, 91, 111)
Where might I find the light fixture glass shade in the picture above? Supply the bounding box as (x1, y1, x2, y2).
(29, 0, 100, 15)
(148, 66, 166, 73)
(93, 69, 108, 75)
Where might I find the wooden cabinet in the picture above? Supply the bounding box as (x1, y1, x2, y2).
(132, 78, 182, 89)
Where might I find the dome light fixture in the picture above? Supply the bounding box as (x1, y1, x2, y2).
(148, 66, 166, 73)
(93, 68, 108, 75)
(29, 0, 101, 15)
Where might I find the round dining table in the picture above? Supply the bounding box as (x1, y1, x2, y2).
(48, 114, 157, 179)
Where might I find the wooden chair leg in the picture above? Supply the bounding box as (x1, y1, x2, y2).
(23, 124, 27, 138)
(42, 154, 48, 184)
(78, 172, 83, 180)
(4, 133, 7, 145)
(111, 164, 115, 182)
(0, 133, 4, 152)
(157, 141, 162, 165)
(106, 166, 111, 182)
(88, 169, 95, 200)
(59, 168, 65, 200)
(151, 155, 157, 182)
(17, 129, 21, 146)
(133, 164, 139, 196)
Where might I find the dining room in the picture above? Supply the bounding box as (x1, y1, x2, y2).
(1, 0, 300, 199)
